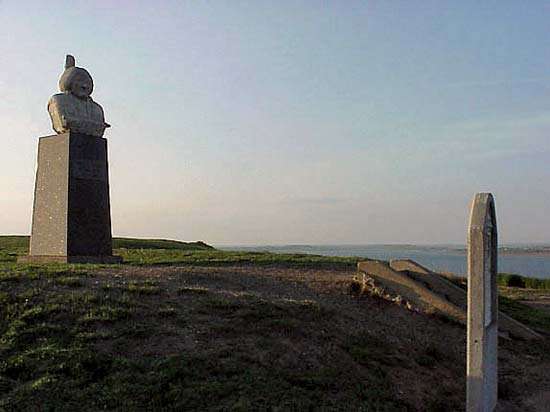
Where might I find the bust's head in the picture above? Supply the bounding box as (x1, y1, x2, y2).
(58, 55, 94, 99)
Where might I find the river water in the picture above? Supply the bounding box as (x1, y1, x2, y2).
(218, 244, 550, 279)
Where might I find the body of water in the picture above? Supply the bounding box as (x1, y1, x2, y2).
(218, 244, 550, 279)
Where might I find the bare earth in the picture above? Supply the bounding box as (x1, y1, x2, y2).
(79, 263, 550, 411)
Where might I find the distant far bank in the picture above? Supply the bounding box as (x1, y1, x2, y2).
(218, 243, 550, 256)
(218, 244, 550, 279)
(5, 236, 550, 255)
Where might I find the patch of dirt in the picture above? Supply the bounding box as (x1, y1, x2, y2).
(81, 264, 550, 410)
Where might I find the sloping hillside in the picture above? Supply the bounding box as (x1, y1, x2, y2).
(1, 239, 550, 410)
(0, 236, 213, 254)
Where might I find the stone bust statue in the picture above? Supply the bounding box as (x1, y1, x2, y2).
(48, 55, 110, 137)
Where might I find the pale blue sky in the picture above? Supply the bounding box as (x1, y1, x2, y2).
(1, 1, 549, 244)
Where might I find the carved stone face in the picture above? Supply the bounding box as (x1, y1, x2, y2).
(58, 67, 94, 99)
(71, 70, 93, 98)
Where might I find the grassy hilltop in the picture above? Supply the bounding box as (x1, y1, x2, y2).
(1, 236, 550, 410)
(0, 236, 358, 268)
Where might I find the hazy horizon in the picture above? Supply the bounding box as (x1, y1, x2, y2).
(2, 1, 549, 245)
(5, 234, 550, 249)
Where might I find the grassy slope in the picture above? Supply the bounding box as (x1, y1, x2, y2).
(0, 235, 213, 253)
(0, 238, 406, 411)
(1, 236, 550, 410)
(0, 266, 415, 411)
(0, 236, 357, 268)
(0, 237, 372, 410)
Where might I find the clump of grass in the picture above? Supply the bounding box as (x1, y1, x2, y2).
(498, 273, 526, 288)
(415, 344, 446, 368)
(284, 367, 342, 391)
(78, 306, 132, 324)
(158, 306, 178, 318)
(205, 296, 333, 339)
(16, 288, 41, 302)
(55, 276, 83, 287)
(1, 322, 66, 351)
(265, 318, 301, 335)
(74, 330, 113, 341)
(79, 292, 101, 305)
(202, 295, 242, 311)
(0, 272, 21, 282)
(345, 333, 405, 368)
(497, 273, 550, 290)
(19, 305, 63, 323)
(177, 286, 210, 295)
(117, 322, 152, 339)
(127, 281, 160, 295)
(524, 277, 550, 290)
(499, 296, 550, 332)
(101, 283, 113, 291)
(0, 291, 9, 305)
(29, 373, 58, 390)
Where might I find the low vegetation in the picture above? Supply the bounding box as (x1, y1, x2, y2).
(0, 266, 413, 410)
(498, 295, 550, 332)
(0, 236, 357, 268)
(1, 235, 550, 409)
(498, 272, 550, 289)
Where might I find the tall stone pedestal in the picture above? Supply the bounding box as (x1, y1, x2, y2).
(18, 132, 121, 264)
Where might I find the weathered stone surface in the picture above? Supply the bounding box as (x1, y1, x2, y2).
(47, 55, 109, 137)
(467, 193, 498, 412)
(388, 259, 541, 340)
(19, 132, 120, 264)
(27, 133, 70, 256)
(357, 260, 467, 321)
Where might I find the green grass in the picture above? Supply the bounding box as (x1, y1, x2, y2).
(0, 263, 410, 410)
(445, 272, 550, 333)
(113, 237, 213, 250)
(0, 236, 410, 410)
(126, 281, 161, 295)
(0, 235, 369, 410)
(118, 248, 358, 268)
(0, 236, 213, 264)
(0, 235, 358, 269)
(55, 276, 84, 287)
(1, 235, 549, 408)
(0, 235, 213, 252)
(499, 296, 550, 332)
(497, 272, 550, 289)
(0, 236, 28, 264)
(177, 286, 210, 295)
(444, 270, 550, 292)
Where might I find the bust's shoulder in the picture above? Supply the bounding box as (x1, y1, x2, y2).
(49, 93, 69, 101)
(48, 93, 72, 107)
(88, 97, 104, 114)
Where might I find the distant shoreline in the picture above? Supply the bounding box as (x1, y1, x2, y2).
(219, 244, 550, 257)
(500, 249, 550, 256)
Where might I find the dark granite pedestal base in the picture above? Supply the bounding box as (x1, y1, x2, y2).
(19, 132, 121, 264)
(18, 255, 123, 264)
